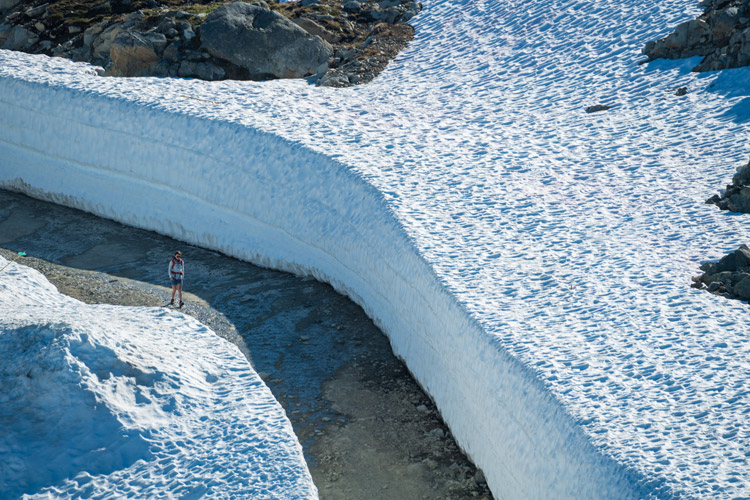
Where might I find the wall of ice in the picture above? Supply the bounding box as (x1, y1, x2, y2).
(0, 68, 645, 498)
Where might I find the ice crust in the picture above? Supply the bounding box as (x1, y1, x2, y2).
(0, 256, 317, 499)
(1, 0, 750, 497)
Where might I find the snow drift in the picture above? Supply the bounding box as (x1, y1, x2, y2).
(2, 0, 750, 497)
(0, 256, 316, 499)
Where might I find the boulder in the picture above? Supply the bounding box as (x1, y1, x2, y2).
(0, 23, 11, 46)
(732, 273, 750, 298)
(585, 104, 610, 113)
(107, 30, 167, 77)
(178, 60, 226, 80)
(200, 1, 333, 79)
(2, 25, 36, 50)
(0, 0, 22, 10)
(714, 244, 750, 273)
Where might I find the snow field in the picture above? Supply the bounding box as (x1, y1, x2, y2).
(0, 256, 316, 499)
(2, 0, 750, 497)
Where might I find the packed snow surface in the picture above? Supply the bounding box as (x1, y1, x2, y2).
(0, 256, 317, 499)
(2, 0, 750, 497)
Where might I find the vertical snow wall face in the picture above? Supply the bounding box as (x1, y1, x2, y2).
(0, 76, 653, 499)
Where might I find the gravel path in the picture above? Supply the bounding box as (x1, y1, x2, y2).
(0, 189, 492, 500)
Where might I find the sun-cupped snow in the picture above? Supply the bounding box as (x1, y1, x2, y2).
(0, 256, 317, 499)
(2, 0, 750, 497)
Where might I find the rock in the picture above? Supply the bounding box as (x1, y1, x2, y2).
(343, 0, 361, 11)
(200, 1, 333, 79)
(585, 104, 610, 113)
(2, 25, 35, 50)
(162, 41, 180, 62)
(107, 30, 167, 77)
(24, 3, 48, 18)
(400, 1, 421, 23)
(732, 273, 750, 298)
(474, 469, 486, 485)
(0, 23, 11, 45)
(674, 86, 688, 96)
(68, 25, 82, 34)
(644, 0, 750, 72)
(0, 0, 22, 10)
(178, 60, 225, 80)
(714, 245, 750, 273)
(34, 22, 45, 32)
(182, 26, 195, 43)
(294, 18, 341, 44)
(726, 186, 750, 212)
(708, 156, 750, 212)
(712, 6, 740, 44)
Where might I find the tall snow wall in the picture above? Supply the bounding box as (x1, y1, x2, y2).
(0, 74, 654, 499)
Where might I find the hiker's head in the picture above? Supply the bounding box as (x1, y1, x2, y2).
(175, 251, 182, 259)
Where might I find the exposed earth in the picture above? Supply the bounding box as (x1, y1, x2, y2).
(0, 188, 492, 500)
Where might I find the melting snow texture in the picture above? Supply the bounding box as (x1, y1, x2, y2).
(0, 257, 317, 499)
(2, 0, 750, 497)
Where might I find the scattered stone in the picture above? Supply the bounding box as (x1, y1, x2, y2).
(416, 404, 428, 412)
(674, 86, 689, 96)
(585, 104, 610, 113)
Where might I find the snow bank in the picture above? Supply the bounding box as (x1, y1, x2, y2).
(0, 256, 317, 499)
(2, 0, 750, 497)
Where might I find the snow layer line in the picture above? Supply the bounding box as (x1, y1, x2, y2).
(1, 60, 649, 498)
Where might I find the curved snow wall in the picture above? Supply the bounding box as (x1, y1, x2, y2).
(0, 76, 656, 499)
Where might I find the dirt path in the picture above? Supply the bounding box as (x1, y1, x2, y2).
(0, 189, 492, 500)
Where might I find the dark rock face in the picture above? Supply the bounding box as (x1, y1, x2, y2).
(643, 0, 750, 71)
(0, 0, 421, 86)
(199, 1, 332, 79)
(706, 156, 750, 212)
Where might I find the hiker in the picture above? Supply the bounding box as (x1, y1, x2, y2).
(169, 251, 184, 307)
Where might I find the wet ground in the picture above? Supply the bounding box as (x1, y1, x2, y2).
(0, 189, 492, 500)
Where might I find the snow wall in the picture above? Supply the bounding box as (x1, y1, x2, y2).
(0, 75, 659, 499)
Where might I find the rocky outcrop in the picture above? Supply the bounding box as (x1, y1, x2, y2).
(643, 0, 750, 71)
(0, 0, 421, 86)
(200, 1, 332, 79)
(692, 244, 750, 300)
(706, 155, 750, 212)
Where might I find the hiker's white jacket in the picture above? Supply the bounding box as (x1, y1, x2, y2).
(169, 258, 184, 281)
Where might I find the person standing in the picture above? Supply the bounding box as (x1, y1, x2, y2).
(169, 251, 184, 307)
